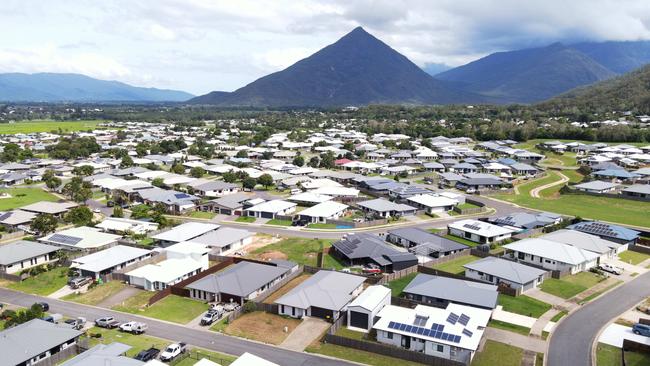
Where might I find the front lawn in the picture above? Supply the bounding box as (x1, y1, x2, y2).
(0, 187, 59, 211)
(488, 319, 531, 336)
(471, 340, 524, 366)
(62, 281, 126, 305)
(457, 202, 481, 210)
(443, 234, 478, 247)
(267, 219, 292, 226)
(498, 294, 552, 318)
(596, 342, 650, 366)
(551, 310, 568, 322)
(8, 266, 69, 296)
(235, 216, 256, 223)
(113, 294, 208, 324)
(540, 272, 605, 299)
(248, 238, 338, 268)
(188, 211, 216, 219)
(431, 255, 481, 275)
(306, 342, 424, 366)
(386, 273, 417, 296)
(218, 311, 301, 345)
(618, 250, 650, 265)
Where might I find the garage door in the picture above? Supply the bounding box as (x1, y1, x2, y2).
(310, 306, 334, 319)
(349, 311, 369, 329)
(261, 212, 274, 219)
(220, 209, 232, 215)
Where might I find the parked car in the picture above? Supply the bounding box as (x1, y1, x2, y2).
(200, 310, 221, 326)
(95, 316, 120, 329)
(223, 302, 239, 312)
(42, 313, 63, 324)
(36, 302, 49, 312)
(160, 342, 187, 362)
(210, 304, 224, 312)
(598, 264, 622, 275)
(134, 347, 160, 361)
(68, 276, 93, 289)
(362, 264, 382, 274)
(633, 323, 650, 337)
(119, 321, 148, 334)
(64, 317, 86, 330)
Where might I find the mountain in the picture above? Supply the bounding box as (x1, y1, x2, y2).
(539, 63, 650, 113)
(572, 40, 650, 74)
(190, 27, 485, 107)
(435, 43, 617, 103)
(422, 62, 452, 76)
(0, 73, 193, 102)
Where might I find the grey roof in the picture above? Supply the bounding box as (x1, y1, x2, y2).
(332, 233, 417, 266)
(187, 261, 293, 297)
(438, 172, 465, 181)
(357, 198, 416, 213)
(388, 227, 468, 252)
(0, 210, 37, 225)
(489, 212, 558, 229)
(60, 342, 141, 366)
(138, 187, 199, 205)
(1, 319, 82, 366)
(574, 181, 619, 191)
(73, 245, 151, 273)
(623, 184, 650, 194)
(210, 192, 251, 209)
(274, 270, 366, 311)
(459, 178, 504, 186)
(152, 222, 219, 243)
(463, 257, 547, 285)
(20, 201, 77, 214)
(189, 227, 253, 248)
(403, 273, 498, 309)
(387, 185, 431, 197)
(542, 229, 621, 254)
(0, 240, 59, 265)
(191, 180, 239, 192)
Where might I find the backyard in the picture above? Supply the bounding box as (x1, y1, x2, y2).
(443, 234, 479, 247)
(0, 187, 59, 211)
(596, 343, 650, 366)
(431, 255, 481, 275)
(112, 294, 208, 324)
(215, 311, 301, 345)
(540, 271, 606, 299)
(247, 237, 343, 269)
(386, 272, 417, 296)
(497, 294, 552, 318)
(7, 266, 68, 296)
(62, 281, 127, 305)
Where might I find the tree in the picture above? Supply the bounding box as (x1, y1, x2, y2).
(171, 163, 185, 174)
(308, 156, 320, 168)
(235, 150, 249, 158)
(72, 165, 94, 177)
(319, 152, 335, 169)
(3, 303, 44, 329)
(222, 171, 237, 183)
(112, 206, 124, 218)
(64, 206, 93, 226)
(243, 177, 257, 190)
(257, 173, 274, 188)
(62, 177, 92, 203)
(1, 143, 21, 162)
(45, 176, 61, 191)
(30, 214, 58, 235)
(152, 177, 165, 188)
(120, 154, 134, 168)
(130, 204, 151, 219)
(292, 155, 305, 167)
(189, 167, 205, 178)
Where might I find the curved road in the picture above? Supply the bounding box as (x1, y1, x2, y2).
(529, 172, 568, 199)
(548, 271, 650, 366)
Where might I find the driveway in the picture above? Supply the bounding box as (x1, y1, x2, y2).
(48, 284, 86, 299)
(280, 317, 331, 351)
(599, 323, 650, 348)
(96, 286, 142, 308)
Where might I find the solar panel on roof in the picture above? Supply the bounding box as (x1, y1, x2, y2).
(388, 321, 396, 329)
(447, 312, 459, 324)
(462, 329, 473, 337)
(399, 323, 407, 331)
(417, 327, 425, 335)
(453, 335, 461, 343)
(48, 233, 82, 245)
(405, 325, 413, 332)
(459, 314, 470, 326)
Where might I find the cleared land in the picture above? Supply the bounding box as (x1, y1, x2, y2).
(113, 294, 208, 324)
(540, 272, 605, 299)
(8, 266, 68, 296)
(472, 340, 524, 366)
(0, 120, 105, 134)
(247, 237, 343, 269)
(62, 281, 127, 305)
(218, 311, 301, 345)
(0, 187, 58, 211)
(498, 294, 552, 318)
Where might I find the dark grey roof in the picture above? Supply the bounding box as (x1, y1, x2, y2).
(387, 228, 468, 253)
(463, 257, 547, 285)
(1, 319, 82, 365)
(403, 273, 498, 309)
(192, 180, 239, 192)
(186, 261, 292, 297)
(357, 198, 415, 213)
(0, 240, 59, 265)
(274, 270, 366, 310)
(333, 233, 417, 266)
(210, 193, 250, 209)
(459, 178, 504, 186)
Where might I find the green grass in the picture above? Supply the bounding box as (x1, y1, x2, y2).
(472, 340, 524, 366)
(540, 272, 605, 299)
(443, 234, 479, 247)
(386, 273, 418, 296)
(488, 319, 531, 336)
(0, 187, 58, 211)
(551, 310, 568, 322)
(306, 343, 424, 366)
(0, 119, 105, 134)
(578, 280, 623, 305)
(266, 219, 292, 226)
(457, 202, 481, 209)
(618, 250, 650, 265)
(336, 327, 368, 340)
(248, 238, 340, 268)
(563, 170, 584, 183)
(113, 294, 208, 324)
(428, 228, 443, 233)
(137, 237, 154, 246)
(188, 211, 216, 219)
(8, 266, 68, 296)
(431, 255, 480, 275)
(235, 216, 256, 223)
(498, 294, 552, 318)
(596, 342, 650, 366)
(307, 223, 337, 229)
(62, 281, 126, 305)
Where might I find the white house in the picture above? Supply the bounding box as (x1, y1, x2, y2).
(406, 194, 458, 214)
(95, 217, 159, 235)
(347, 285, 391, 332)
(39, 226, 121, 251)
(503, 238, 599, 274)
(71, 245, 152, 279)
(447, 219, 514, 244)
(296, 201, 348, 224)
(0, 241, 59, 274)
(463, 257, 547, 293)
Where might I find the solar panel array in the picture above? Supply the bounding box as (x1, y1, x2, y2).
(462, 223, 481, 231)
(414, 315, 428, 326)
(174, 193, 191, 199)
(577, 222, 616, 237)
(462, 328, 473, 337)
(387, 321, 461, 343)
(48, 234, 82, 245)
(458, 314, 470, 326)
(447, 312, 459, 324)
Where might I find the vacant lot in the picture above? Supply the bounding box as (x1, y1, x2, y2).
(218, 311, 301, 345)
(0, 120, 106, 134)
(498, 294, 551, 318)
(540, 272, 605, 299)
(0, 187, 58, 211)
(472, 340, 524, 366)
(248, 237, 343, 269)
(8, 266, 68, 296)
(431, 255, 481, 274)
(113, 294, 208, 324)
(618, 250, 650, 265)
(62, 281, 126, 305)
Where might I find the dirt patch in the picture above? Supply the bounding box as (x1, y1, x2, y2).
(224, 311, 301, 345)
(259, 251, 288, 260)
(242, 234, 282, 254)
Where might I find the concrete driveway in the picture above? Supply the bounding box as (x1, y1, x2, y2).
(48, 284, 87, 299)
(96, 286, 143, 308)
(599, 323, 650, 348)
(280, 317, 331, 351)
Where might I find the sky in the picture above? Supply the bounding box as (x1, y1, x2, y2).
(2, 0, 650, 95)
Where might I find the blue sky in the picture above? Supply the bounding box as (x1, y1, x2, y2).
(2, 0, 650, 95)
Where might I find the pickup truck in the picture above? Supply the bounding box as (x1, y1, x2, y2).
(134, 347, 160, 361)
(64, 317, 86, 330)
(598, 264, 623, 275)
(200, 310, 221, 326)
(95, 316, 120, 329)
(119, 321, 148, 334)
(160, 342, 187, 362)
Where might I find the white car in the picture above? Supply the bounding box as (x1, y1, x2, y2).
(160, 342, 187, 362)
(119, 321, 148, 334)
(599, 264, 622, 275)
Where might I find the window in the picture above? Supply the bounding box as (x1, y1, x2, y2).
(436, 344, 444, 352)
(386, 331, 393, 339)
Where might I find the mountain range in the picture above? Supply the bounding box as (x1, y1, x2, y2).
(0, 73, 193, 102)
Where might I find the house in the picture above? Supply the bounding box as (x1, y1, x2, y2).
(287, 192, 333, 206)
(60, 342, 142, 366)
(503, 238, 599, 274)
(542, 229, 624, 259)
(488, 212, 561, 230)
(509, 162, 539, 177)
(463, 257, 547, 292)
(357, 198, 416, 218)
(188, 180, 240, 197)
(447, 219, 514, 245)
(406, 194, 458, 214)
(20, 201, 77, 218)
(182, 227, 253, 255)
(387, 185, 431, 200)
(200, 193, 250, 215)
(39, 226, 121, 251)
(137, 188, 200, 214)
(186, 260, 297, 305)
(1, 319, 83, 366)
(622, 184, 650, 199)
(456, 177, 505, 192)
(95, 217, 159, 235)
(0, 240, 59, 274)
(567, 221, 640, 245)
(438, 172, 465, 187)
(374, 303, 491, 363)
(245, 200, 296, 219)
(152, 222, 219, 246)
(71, 245, 152, 279)
(402, 274, 498, 310)
(331, 233, 418, 272)
(0, 210, 37, 231)
(386, 228, 468, 258)
(275, 270, 365, 320)
(296, 201, 348, 224)
(0, 172, 27, 185)
(347, 285, 392, 332)
(230, 353, 279, 366)
(573, 181, 619, 194)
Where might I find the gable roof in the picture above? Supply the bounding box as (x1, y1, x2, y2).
(357, 198, 415, 213)
(0, 240, 59, 265)
(1, 319, 82, 366)
(503, 238, 600, 265)
(186, 261, 293, 297)
(387, 227, 468, 253)
(403, 274, 498, 309)
(463, 257, 547, 285)
(274, 270, 365, 311)
(72, 245, 151, 273)
(152, 222, 219, 243)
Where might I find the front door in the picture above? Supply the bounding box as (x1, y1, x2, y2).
(401, 336, 411, 349)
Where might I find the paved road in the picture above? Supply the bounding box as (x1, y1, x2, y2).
(0, 288, 355, 366)
(547, 271, 650, 366)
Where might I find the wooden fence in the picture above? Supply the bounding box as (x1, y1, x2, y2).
(325, 218, 388, 228)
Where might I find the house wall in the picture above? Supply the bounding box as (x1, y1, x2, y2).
(464, 268, 542, 291)
(376, 330, 455, 359)
(448, 228, 511, 244)
(2, 252, 57, 274)
(347, 291, 391, 332)
(506, 251, 596, 274)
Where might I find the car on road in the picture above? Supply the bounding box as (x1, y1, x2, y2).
(134, 347, 160, 361)
(598, 264, 622, 275)
(160, 342, 187, 362)
(119, 321, 148, 334)
(68, 276, 93, 289)
(200, 310, 221, 326)
(95, 316, 120, 329)
(64, 317, 86, 330)
(633, 323, 650, 337)
(36, 302, 49, 312)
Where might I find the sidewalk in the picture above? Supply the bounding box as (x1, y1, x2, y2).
(484, 328, 546, 353)
(492, 306, 536, 328)
(530, 308, 560, 337)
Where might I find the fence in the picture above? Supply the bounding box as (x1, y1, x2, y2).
(33, 344, 81, 366)
(169, 350, 233, 366)
(325, 218, 388, 228)
(0, 271, 24, 282)
(561, 186, 650, 202)
(0, 230, 26, 241)
(623, 338, 650, 354)
(629, 244, 650, 256)
(452, 198, 486, 215)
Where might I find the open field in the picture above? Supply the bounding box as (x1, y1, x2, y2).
(8, 266, 68, 296)
(540, 272, 605, 299)
(0, 120, 106, 134)
(247, 237, 343, 269)
(431, 255, 481, 275)
(0, 187, 59, 211)
(472, 340, 524, 366)
(62, 281, 127, 305)
(498, 294, 552, 318)
(113, 294, 208, 324)
(217, 311, 301, 345)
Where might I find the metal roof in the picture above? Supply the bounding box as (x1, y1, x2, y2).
(463, 257, 547, 285)
(403, 274, 498, 309)
(1, 319, 82, 366)
(0, 240, 59, 265)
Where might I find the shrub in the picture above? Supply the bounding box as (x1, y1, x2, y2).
(242, 301, 256, 313)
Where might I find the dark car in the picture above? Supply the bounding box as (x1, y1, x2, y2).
(134, 347, 160, 361)
(36, 302, 49, 312)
